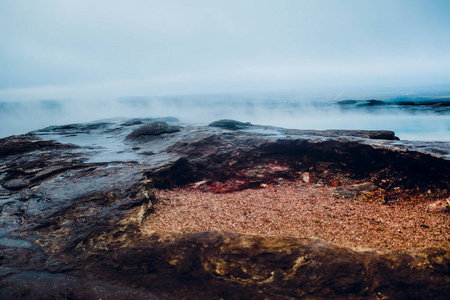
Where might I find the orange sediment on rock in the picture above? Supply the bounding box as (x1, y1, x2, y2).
(145, 182, 450, 251)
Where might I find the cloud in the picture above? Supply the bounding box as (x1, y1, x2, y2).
(0, 0, 449, 98)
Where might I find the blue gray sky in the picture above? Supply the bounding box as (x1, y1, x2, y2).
(1, 0, 450, 100)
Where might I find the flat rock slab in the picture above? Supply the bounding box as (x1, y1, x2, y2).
(0, 118, 449, 298)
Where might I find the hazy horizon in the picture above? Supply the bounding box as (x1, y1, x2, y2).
(1, 90, 449, 141)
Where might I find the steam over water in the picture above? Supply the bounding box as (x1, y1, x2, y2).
(1, 93, 449, 141)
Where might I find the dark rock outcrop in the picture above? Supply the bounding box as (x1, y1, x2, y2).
(123, 117, 180, 127)
(336, 98, 450, 113)
(284, 128, 399, 140)
(126, 121, 181, 139)
(0, 135, 76, 158)
(2, 231, 449, 299)
(359, 99, 387, 106)
(0, 118, 449, 299)
(209, 119, 252, 130)
(39, 122, 113, 134)
(104, 232, 450, 299)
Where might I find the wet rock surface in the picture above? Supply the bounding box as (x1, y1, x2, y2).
(0, 118, 449, 299)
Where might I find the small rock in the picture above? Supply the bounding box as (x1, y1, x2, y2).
(191, 180, 208, 189)
(2, 178, 30, 190)
(301, 172, 310, 183)
(427, 198, 450, 213)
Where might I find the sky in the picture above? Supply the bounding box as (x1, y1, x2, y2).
(1, 0, 450, 100)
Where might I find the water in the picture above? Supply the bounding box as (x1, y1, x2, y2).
(1, 93, 449, 141)
(38, 131, 142, 163)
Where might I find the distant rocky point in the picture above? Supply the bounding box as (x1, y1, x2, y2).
(336, 98, 450, 113)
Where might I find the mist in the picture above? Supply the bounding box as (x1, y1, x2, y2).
(0, 1, 449, 139)
(1, 92, 449, 141)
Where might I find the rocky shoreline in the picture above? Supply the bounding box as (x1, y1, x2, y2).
(0, 118, 449, 299)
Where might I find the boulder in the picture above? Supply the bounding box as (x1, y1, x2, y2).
(2, 178, 30, 190)
(427, 198, 450, 212)
(126, 121, 181, 139)
(209, 119, 252, 130)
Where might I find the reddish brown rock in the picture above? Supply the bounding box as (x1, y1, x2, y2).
(428, 198, 450, 212)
